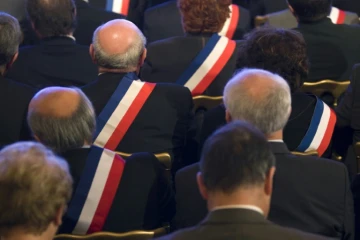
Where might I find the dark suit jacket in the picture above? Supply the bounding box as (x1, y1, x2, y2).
(200, 92, 322, 153)
(140, 34, 238, 96)
(81, 72, 193, 168)
(295, 18, 360, 82)
(143, 1, 250, 43)
(165, 209, 331, 240)
(174, 142, 354, 239)
(88, 0, 147, 29)
(0, 75, 35, 147)
(58, 147, 175, 233)
(351, 174, 360, 239)
(6, 37, 98, 89)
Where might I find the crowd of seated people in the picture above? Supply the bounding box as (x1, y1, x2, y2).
(0, 0, 360, 239)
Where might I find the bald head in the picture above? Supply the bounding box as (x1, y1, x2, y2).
(223, 69, 291, 135)
(27, 87, 96, 153)
(92, 19, 147, 71)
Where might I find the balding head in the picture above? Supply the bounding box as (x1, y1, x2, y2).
(27, 87, 96, 153)
(223, 69, 291, 135)
(91, 19, 147, 72)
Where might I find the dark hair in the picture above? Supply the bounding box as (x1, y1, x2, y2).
(178, 0, 230, 33)
(26, 0, 77, 38)
(287, 0, 332, 22)
(0, 12, 22, 70)
(200, 121, 276, 194)
(236, 27, 309, 92)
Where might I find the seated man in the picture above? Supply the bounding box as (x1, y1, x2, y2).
(6, 0, 98, 88)
(141, 0, 239, 96)
(27, 86, 175, 234)
(201, 28, 335, 156)
(82, 19, 193, 169)
(160, 121, 328, 240)
(174, 69, 354, 239)
(288, 0, 360, 81)
(143, 0, 250, 43)
(0, 142, 73, 240)
(0, 12, 36, 147)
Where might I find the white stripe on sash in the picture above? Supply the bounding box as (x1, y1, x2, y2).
(219, 5, 233, 36)
(305, 104, 331, 152)
(94, 80, 142, 148)
(185, 37, 229, 91)
(72, 149, 115, 234)
(112, 0, 123, 12)
(329, 7, 340, 24)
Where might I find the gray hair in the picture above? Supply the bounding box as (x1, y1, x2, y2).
(27, 88, 96, 153)
(0, 12, 22, 71)
(92, 24, 147, 70)
(224, 69, 292, 135)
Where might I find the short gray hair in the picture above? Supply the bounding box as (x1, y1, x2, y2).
(92, 24, 146, 70)
(27, 88, 96, 153)
(0, 12, 22, 71)
(224, 69, 291, 135)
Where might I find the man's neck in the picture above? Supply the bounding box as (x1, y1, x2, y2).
(2, 226, 57, 240)
(98, 67, 139, 75)
(266, 130, 283, 141)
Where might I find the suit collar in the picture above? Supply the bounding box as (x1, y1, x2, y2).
(98, 72, 132, 81)
(269, 142, 291, 155)
(41, 36, 76, 45)
(298, 17, 333, 28)
(74, 0, 89, 9)
(185, 32, 214, 38)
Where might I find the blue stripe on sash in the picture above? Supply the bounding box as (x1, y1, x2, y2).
(176, 34, 221, 86)
(61, 146, 104, 233)
(106, 0, 114, 12)
(94, 73, 138, 139)
(296, 98, 324, 152)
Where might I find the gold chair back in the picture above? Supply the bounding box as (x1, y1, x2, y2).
(55, 227, 167, 240)
(291, 150, 318, 157)
(192, 95, 223, 113)
(254, 15, 269, 28)
(301, 80, 350, 107)
(117, 152, 171, 171)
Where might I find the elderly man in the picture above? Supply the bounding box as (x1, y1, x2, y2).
(174, 69, 354, 239)
(6, 0, 97, 88)
(0, 12, 35, 147)
(158, 121, 329, 240)
(0, 142, 73, 240)
(27, 86, 175, 234)
(82, 19, 193, 169)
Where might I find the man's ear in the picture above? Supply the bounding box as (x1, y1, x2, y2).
(196, 172, 209, 200)
(54, 205, 66, 227)
(89, 44, 96, 64)
(264, 167, 276, 197)
(139, 48, 147, 67)
(5, 52, 18, 71)
(33, 135, 41, 143)
(288, 2, 295, 15)
(225, 110, 232, 123)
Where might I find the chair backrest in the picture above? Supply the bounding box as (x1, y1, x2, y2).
(55, 227, 167, 240)
(354, 142, 360, 173)
(291, 150, 318, 157)
(192, 95, 223, 113)
(254, 15, 269, 28)
(301, 80, 350, 107)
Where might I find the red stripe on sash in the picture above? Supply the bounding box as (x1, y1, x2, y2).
(105, 83, 156, 150)
(317, 109, 336, 156)
(191, 40, 236, 96)
(226, 5, 239, 39)
(121, 0, 130, 16)
(337, 10, 346, 24)
(87, 155, 126, 233)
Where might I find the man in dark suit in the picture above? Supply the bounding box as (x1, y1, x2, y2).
(161, 121, 329, 240)
(82, 19, 193, 169)
(143, 0, 251, 43)
(174, 69, 354, 239)
(6, 0, 98, 89)
(288, 0, 360, 81)
(141, 0, 239, 96)
(0, 12, 35, 147)
(27, 86, 175, 233)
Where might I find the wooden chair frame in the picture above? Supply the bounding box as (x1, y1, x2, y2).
(192, 95, 223, 113)
(291, 150, 318, 157)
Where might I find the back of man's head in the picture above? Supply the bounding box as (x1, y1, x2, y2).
(26, 0, 77, 38)
(198, 121, 276, 215)
(0, 12, 22, 73)
(288, 0, 332, 22)
(91, 19, 147, 72)
(27, 87, 96, 153)
(0, 142, 72, 238)
(223, 68, 291, 136)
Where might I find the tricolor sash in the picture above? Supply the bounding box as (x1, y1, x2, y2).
(295, 98, 336, 156)
(106, 0, 130, 16)
(61, 146, 126, 234)
(218, 4, 240, 39)
(94, 73, 156, 150)
(329, 7, 346, 24)
(176, 34, 236, 96)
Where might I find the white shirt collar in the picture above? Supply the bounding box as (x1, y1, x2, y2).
(268, 139, 283, 143)
(212, 205, 264, 215)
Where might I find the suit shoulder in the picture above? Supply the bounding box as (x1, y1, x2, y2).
(155, 82, 192, 96)
(176, 163, 199, 180)
(145, 0, 176, 15)
(270, 224, 331, 239)
(148, 36, 186, 51)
